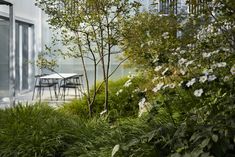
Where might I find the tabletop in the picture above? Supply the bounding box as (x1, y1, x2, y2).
(40, 73, 78, 79)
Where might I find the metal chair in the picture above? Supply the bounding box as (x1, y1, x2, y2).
(32, 74, 58, 100)
(59, 74, 84, 99)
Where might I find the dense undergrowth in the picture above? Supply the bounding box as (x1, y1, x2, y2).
(0, 76, 234, 156)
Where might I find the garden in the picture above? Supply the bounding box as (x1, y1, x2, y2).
(0, 0, 235, 156)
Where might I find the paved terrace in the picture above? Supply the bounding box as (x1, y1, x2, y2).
(0, 89, 82, 109)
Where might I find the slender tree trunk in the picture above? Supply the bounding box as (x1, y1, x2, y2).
(104, 21, 111, 112)
(76, 35, 92, 117)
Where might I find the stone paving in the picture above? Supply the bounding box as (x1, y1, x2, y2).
(0, 89, 82, 109)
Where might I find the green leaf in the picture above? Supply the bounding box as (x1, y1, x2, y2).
(212, 134, 218, 143)
(112, 144, 120, 157)
(200, 138, 210, 148)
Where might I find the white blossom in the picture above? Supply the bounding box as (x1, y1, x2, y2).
(186, 60, 194, 67)
(208, 75, 217, 81)
(223, 76, 230, 82)
(162, 32, 169, 39)
(133, 88, 140, 93)
(154, 66, 162, 72)
(202, 52, 211, 58)
(186, 78, 196, 87)
(153, 57, 159, 63)
(180, 69, 186, 75)
(138, 98, 146, 109)
(138, 102, 152, 117)
(178, 58, 187, 66)
(116, 89, 123, 96)
(217, 62, 227, 68)
(169, 83, 176, 89)
(152, 82, 164, 93)
(180, 50, 186, 54)
(199, 75, 207, 83)
(211, 50, 219, 54)
(161, 68, 169, 75)
(212, 62, 227, 69)
(202, 69, 213, 75)
(194, 89, 203, 97)
(163, 84, 169, 89)
(100, 109, 107, 116)
(124, 79, 132, 87)
(176, 47, 181, 51)
(230, 64, 235, 75)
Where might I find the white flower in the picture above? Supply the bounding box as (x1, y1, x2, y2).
(202, 69, 213, 75)
(230, 64, 235, 75)
(194, 89, 203, 97)
(176, 47, 181, 51)
(180, 50, 186, 54)
(217, 62, 227, 68)
(116, 89, 123, 96)
(186, 60, 194, 67)
(212, 62, 227, 69)
(152, 82, 164, 93)
(178, 58, 187, 66)
(211, 50, 219, 54)
(138, 102, 152, 117)
(100, 109, 107, 116)
(138, 98, 146, 109)
(180, 69, 186, 75)
(186, 78, 196, 87)
(162, 32, 169, 39)
(187, 44, 192, 48)
(223, 76, 230, 82)
(133, 88, 140, 93)
(163, 84, 169, 89)
(208, 75, 217, 81)
(154, 66, 162, 72)
(202, 52, 211, 58)
(153, 57, 159, 63)
(161, 68, 169, 75)
(124, 79, 132, 87)
(169, 83, 176, 89)
(199, 75, 207, 83)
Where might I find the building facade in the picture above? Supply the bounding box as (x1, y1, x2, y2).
(0, 0, 46, 103)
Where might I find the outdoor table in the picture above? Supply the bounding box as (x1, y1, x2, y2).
(40, 73, 79, 101)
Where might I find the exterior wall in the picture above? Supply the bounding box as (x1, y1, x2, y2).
(0, 0, 44, 101)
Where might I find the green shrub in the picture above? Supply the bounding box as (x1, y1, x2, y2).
(60, 76, 148, 118)
(0, 104, 79, 157)
(0, 103, 155, 157)
(59, 98, 89, 119)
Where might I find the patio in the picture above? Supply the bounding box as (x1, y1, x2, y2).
(0, 88, 83, 109)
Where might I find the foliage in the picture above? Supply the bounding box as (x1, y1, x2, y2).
(35, 0, 141, 115)
(60, 76, 148, 118)
(0, 104, 78, 157)
(0, 104, 155, 157)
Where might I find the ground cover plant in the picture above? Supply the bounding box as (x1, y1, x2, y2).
(1, 0, 235, 156)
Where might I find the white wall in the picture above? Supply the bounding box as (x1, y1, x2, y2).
(0, 0, 43, 58)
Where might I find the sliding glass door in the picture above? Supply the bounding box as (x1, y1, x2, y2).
(15, 22, 34, 93)
(0, 18, 9, 99)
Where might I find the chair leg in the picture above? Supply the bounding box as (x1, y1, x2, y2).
(32, 87, 36, 100)
(75, 87, 77, 98)
(49, 87, 52, 100)
(54, 85, 57, 100)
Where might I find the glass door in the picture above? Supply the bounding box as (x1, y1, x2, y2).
(15, 22, 34, 94)
(0, 18, 9, 99)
